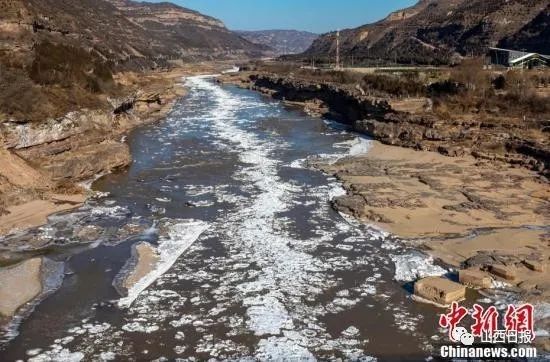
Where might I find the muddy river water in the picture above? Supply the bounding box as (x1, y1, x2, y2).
(1, 76, 470, 361)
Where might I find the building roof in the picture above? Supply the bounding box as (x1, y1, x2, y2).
(488, 47, 550, 66)
(510, 52, 550, 65)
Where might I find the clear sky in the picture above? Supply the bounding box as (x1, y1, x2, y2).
(161, 0, 418, 34)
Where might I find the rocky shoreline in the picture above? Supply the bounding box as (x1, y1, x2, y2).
(0, 64, 226, 332)
(318, 141, 549, 301)
(0, 65, 227, 237)
(220, 72, 549, 176)
(220, 71, 549, 316)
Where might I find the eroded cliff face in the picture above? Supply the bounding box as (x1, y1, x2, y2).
(250, 75, 391, 123)
(226, 73, 549, 175)
(0, 69, 187, 230)
(108, 0, 226, 29)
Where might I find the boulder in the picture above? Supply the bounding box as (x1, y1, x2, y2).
(75, 225, 103, 241)
(523, 260, 545, 272)
(414, 276, 466, 305)
(490, 265, 517, 280)
(459, 269, 492, 289)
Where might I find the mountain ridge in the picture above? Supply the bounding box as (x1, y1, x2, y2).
(299, 0, 549, 65)
(236, 29, 318, 55)
(1, 0, 264, 72)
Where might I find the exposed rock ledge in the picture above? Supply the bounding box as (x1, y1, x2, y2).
(0, 68, 189, 236)
(221, 71, 549, 309)
(317, 141, 549, 304)
(221, 72, 549, 176)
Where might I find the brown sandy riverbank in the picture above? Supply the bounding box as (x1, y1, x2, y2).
(0, 258, 42, 319)
(0, 195, 86, 236)
(0, 62, 229, 239)
(318, 140, 549, 301)
(113, 242, 160, 297)
(0, 257, 65, 340)
(0, 62, 231, 338)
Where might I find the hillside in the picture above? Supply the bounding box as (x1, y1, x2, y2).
(498, 3, 550, 55)
(2, 0, 264, 67)
(0, 0, 264, 123)
(236, 30, 318, 55)
(108, 0, 266, 61)
(299, 0, 549, 65)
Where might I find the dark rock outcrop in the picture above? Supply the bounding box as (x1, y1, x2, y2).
(250, 75, 391, 123)
(237, 73, 549, 175)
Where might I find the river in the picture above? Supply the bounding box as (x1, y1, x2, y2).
(2, 76, 450, 361)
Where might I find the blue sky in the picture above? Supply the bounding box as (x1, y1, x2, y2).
(162, 0, 418, 34)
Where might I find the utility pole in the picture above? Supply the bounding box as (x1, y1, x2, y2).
(335, 29, 341, 70)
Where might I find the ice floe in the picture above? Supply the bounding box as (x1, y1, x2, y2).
(12, 76, 431, 361)
(390, 251, 447, 282)
(118, 219, 209, 308)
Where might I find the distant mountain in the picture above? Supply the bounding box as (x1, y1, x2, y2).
(298, 0, 549, 65)
(236, 30, 318, 55)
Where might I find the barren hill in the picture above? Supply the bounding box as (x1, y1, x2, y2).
(299, 0, 549, 65)
(1, 0, 263, 68)
(0, 0, 264, 122)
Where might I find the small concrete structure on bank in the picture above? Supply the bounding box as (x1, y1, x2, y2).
(414, 276, 466, 305)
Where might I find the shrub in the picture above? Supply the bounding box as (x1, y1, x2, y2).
(30, 40, 114, 93)
(492, 75, 506, 90)
(428, 80, 464, 96)
(360, 73, 426, 97)
(0, 66, 49, 120)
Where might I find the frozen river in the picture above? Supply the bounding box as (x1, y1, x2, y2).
(2, 76, 449, 361)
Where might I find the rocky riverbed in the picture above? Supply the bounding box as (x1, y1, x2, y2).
(317, 141, 549, 302)
(220, 71, 549, 175)
(0, 72, 548, 359)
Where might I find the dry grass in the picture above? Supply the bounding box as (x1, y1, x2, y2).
(253, 59, 550, 124)
(432, 60, 550, 121)
(0, 40, 123, 122)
